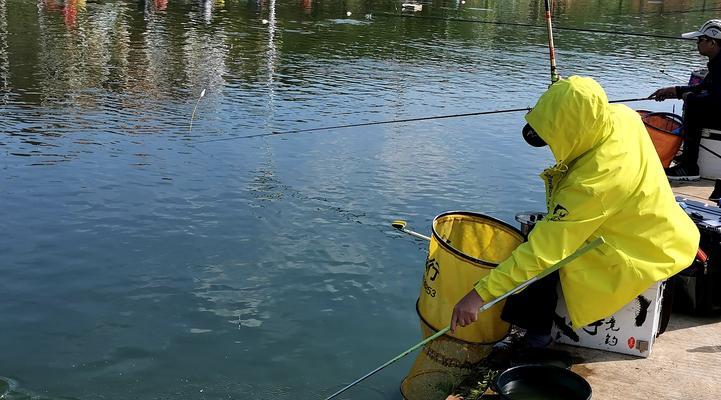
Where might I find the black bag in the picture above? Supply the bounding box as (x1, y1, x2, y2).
(672, 198, 721, 315)
(671, 249, 719, 315)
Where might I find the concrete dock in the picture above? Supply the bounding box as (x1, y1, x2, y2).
(565, 178, 721, 400)
(670, 178, 717, 205)
(566, 313, 721, 400)
(448, 179, 721, 400)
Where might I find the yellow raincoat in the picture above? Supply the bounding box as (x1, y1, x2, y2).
(473, 76, 700, 328)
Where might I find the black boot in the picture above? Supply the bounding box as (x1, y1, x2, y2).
(709, 179, 721, 202)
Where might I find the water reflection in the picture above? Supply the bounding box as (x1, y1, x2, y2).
(301, 0, 312, 15)
(0, 0, 707, 166)
(0, 0, 7, 102)
(266, 0, 278, 125)
(152, 0, 168, 12)
(193, 263, 270, 329)
(39, 0, 87, 28)
(201, 0, 227, 24)
(5, 0, 708, 111)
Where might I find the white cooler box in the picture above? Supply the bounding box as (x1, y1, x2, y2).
(551, 281, 664, 358)
(699, 128, 721, 179)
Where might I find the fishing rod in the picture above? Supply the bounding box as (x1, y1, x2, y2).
(543, 0, 559, 84)
(193, 97, 650, 143)
(322, 237, 606, 400)
(194, 106, 530, 143)
(373, 12, 692, 41)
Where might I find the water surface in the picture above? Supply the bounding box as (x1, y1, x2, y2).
(0, 0, 716, 398)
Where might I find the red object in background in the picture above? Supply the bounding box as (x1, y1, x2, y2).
(155, 0, 168, 11)
(637, 110, 684, 168)
(628, 336, 636, 349)
(63, 0, 78, 27)
(43, 0, 59, 11)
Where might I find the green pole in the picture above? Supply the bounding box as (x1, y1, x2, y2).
(323, 237, 605, 400)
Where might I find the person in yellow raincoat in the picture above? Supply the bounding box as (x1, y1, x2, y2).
(450, 76, 699, 350)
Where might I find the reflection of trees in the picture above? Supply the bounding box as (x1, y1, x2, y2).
(126, 2, 178, 100)
(35, 0, 134, 106)
(181, 1, 229, 101)
(36, 0, 85, 105)
(265, 0, 278, 125)
(0, 0, 8, 100)
(39, 0, 87, 28)
(2, 0, 717, 107)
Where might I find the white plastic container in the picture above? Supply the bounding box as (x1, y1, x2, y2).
(551, 281, 664, 358)
(699, 128, 721, 179)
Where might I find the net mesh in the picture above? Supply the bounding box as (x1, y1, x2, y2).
(638, 110, 683, 168)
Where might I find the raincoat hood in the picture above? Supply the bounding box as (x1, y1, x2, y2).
(525, 76, 612, 165)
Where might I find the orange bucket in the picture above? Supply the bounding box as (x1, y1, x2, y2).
(638, 110, 683, 168)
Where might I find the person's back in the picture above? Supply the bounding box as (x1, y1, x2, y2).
(452, 76, 699, 341)
(552, 99, 698, 322)
(520, 77, 698, 326)
(604, 107, 692, 276)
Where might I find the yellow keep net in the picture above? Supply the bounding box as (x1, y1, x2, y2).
(418, 211, 524, 343)
(402, 212, 525, 399)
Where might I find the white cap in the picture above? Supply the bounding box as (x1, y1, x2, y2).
(682, 19, 721, 39)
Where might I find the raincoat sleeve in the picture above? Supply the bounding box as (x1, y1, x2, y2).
(473, 183, 610, 301)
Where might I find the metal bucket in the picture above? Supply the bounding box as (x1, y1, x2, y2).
(514, 212, 546, 237)
(494, 365, 592, 400)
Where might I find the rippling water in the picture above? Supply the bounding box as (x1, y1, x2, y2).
(0, 0, 717, 398)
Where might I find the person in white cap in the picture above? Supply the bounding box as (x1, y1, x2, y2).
(651, 19, 721, 181)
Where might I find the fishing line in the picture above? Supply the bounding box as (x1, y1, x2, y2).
(189, 89, 206, 132)
(193, 98, 650, 143)
(659, 69, 686, 81)
(193, 10, 663, 144)
(194, 107, 531, 143)
(372, 12, 692, 41)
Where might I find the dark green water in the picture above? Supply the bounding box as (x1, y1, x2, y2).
(0, 0, 717, 398)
